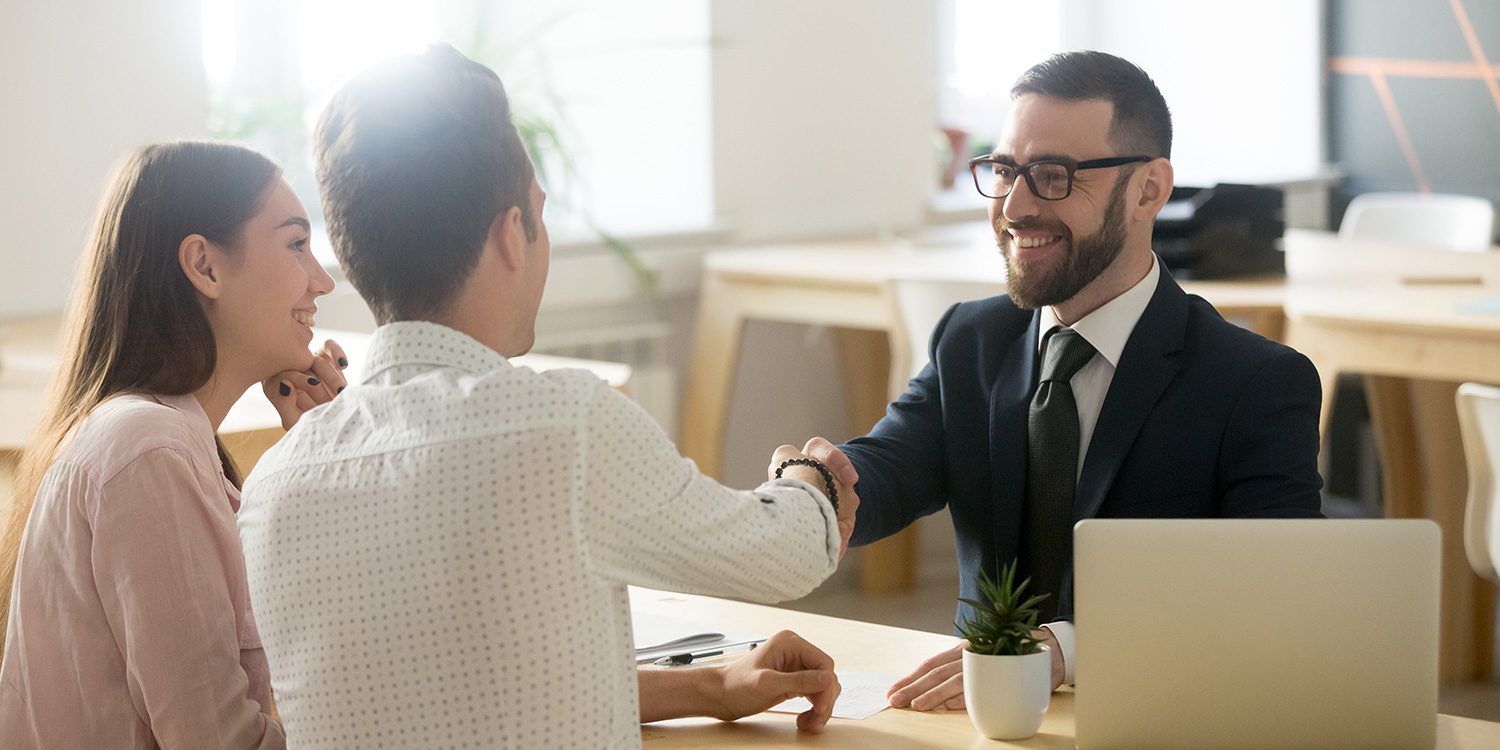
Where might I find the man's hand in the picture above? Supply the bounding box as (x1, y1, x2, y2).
(887, 628, 1064, 711)
(714, 630, 841, 732)
(767, 437, 860, 560)
(262, 338, 349, 430)
(638, 630, 841, 732)
(887, 640, 966, 711)
(1042, 627, 1064, 689)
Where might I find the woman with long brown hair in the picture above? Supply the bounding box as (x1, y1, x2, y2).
(0, 141, 345, 747)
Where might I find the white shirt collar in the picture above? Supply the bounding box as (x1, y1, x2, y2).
(362, 321, 510, 384)
(1037, 254, 1160, 367)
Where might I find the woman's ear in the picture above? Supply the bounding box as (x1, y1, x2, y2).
(178, 234, 222, 299)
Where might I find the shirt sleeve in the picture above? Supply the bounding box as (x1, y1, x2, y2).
(90, 448, 284, 749)
(575, 382, 840, 603)
(1217, 349, 1325, 518)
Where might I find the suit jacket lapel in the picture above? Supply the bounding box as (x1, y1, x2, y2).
(990, 312, 1040, 565)
(1074, 268, 1189, 521)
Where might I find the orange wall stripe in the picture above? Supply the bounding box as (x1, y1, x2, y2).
(1330, 56, 1500, 79)
(1449, 0, 1500, 120)
(1368, 70, 1432, 193)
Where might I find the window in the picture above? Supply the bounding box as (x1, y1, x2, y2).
(935, 0, 1323, 200)
(201, 0, 713, 264)
(934, 0, 1064, 211)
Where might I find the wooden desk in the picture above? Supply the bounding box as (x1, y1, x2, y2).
(1286, 284, 1500, 683)
(681, 229, 1500, 680)
(681, 237, 1286, 594)
(1276, 230, 1500, 682)
(634, 588, 1500, 748)
(0, 315, 631, 480)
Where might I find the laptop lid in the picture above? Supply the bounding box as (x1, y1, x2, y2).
(1074, 519, 1440, 750)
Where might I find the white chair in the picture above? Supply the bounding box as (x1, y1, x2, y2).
(1339, 192, 1496, 252)
(892, 278, 1003, 377)
(1457, 383, 1500, 584)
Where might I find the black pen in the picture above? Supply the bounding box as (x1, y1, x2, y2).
(651, 639, 763, 667)
(654, 649, 723, 666)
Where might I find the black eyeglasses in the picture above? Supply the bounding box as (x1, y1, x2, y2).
(967, 155, 1155, 200)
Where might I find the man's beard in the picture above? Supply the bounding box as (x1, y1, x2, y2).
(997, 174, 1130, 310)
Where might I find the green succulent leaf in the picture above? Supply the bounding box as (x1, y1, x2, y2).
(958, 559, 1051, 656)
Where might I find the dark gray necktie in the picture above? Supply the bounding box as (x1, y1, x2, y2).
(1022, 327, 1097, 622)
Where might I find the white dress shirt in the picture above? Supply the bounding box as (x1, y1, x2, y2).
(1034, 255, 1160, 683)
(239, 321, 839, 749)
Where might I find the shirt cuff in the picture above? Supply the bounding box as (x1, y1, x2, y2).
(1042, 620, 1076, 685)
(760, 477, 841, 567)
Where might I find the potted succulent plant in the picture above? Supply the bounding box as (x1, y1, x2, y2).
(956, 560, 1053, 740)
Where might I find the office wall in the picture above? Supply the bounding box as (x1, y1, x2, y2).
(0, 0, 209, 318)
(710, 0, 942, 487)
(711, 0, 938, 241)
(1328, 0, 1500, 233)
(1064, 0, 1325, 188)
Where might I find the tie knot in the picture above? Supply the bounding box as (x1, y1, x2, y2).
(1040, 328, 1096, 384)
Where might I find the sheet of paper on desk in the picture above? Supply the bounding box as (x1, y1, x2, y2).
(632, 612, 724, 653)
(631, 611, 762, 663)
(1459, 295, 1500, 316)
(767, 671, 898, 720)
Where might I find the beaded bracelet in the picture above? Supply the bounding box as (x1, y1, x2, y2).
(774, 457, 839, 513)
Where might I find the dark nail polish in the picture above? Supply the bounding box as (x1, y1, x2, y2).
(337, 386, 345, 394)
(337, 357, 348, 368)
(278, 383, 291, 397)
(308, 377, 320, 386)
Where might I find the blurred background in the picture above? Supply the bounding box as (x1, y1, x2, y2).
(1, 0, 1339, 476)
(3, 0, 1499, 716)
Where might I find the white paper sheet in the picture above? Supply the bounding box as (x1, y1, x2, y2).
(630, 611, 763, 663)
(631, 612, 724, 653)
(767, 671, 898, 720)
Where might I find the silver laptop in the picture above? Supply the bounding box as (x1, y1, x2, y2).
(1074, 519, 1439, 750)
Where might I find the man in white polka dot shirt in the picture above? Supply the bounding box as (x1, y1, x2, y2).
(238, 45, 860, 749)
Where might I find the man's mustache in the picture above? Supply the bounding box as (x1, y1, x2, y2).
(994, 218, 1071, 237)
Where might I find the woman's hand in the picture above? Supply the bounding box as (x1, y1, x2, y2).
(262, 339, 349, 430)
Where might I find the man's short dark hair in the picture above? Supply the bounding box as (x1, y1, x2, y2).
(1010, 50, 1173, 160)
(315, 44, 536, 323)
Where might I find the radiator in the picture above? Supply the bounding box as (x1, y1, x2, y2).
(532, 322, 679, 439)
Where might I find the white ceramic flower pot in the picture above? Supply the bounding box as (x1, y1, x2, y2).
(962, 645, 1052, 740)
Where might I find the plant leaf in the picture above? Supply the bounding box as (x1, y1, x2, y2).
(955, 558, 1052, 656)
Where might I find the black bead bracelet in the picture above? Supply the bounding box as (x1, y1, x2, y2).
(774, 457, 839, 513)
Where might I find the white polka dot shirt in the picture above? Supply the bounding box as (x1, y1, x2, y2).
(238, 321, 840, 749)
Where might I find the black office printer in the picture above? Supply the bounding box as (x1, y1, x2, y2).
(1152, 184, 1284, 278)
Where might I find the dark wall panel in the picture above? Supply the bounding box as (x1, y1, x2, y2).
(1327, 0, 1500, 236)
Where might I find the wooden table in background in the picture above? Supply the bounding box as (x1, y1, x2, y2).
(680, 238, 1285, 595)
(1278, 231, 1500, 682)
(1286, 283, 1500, 682)
(634, 587, 1500, 748)
(680, 229, 1500, 682)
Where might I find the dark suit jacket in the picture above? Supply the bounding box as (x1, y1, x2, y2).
(841, 265, 1323, 626)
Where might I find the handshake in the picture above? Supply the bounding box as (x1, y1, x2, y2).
(767, 437, 861, 561)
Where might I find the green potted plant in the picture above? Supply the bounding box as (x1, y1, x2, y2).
(956, 559, 1053, 740)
